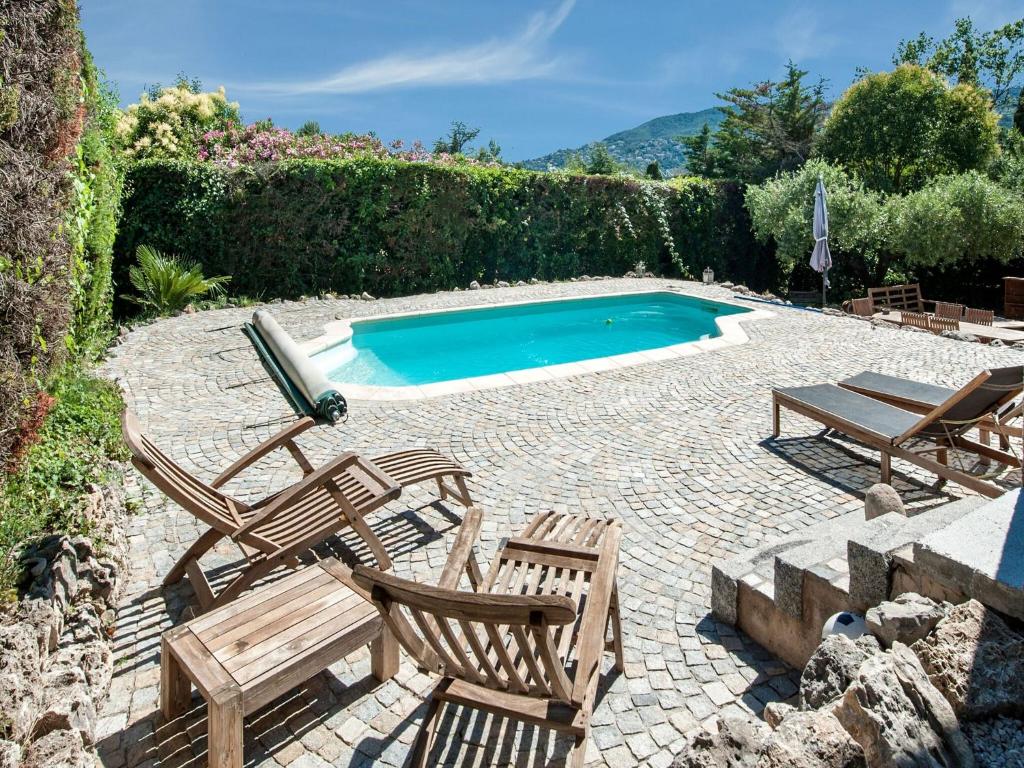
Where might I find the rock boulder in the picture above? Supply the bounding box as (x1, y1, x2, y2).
(760, 710, 865, 767)
(866, 593, 946, 648)
(799, 634, 877, 710)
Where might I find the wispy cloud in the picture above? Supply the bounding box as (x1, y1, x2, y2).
(240, 0, 576, 95)
(773, 6, 839, 63)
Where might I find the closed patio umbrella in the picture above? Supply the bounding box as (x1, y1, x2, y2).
(809, 175, 832, 306)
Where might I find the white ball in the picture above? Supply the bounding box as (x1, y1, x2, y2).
(822, 611, 867, 640)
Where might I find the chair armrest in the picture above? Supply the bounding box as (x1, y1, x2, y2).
(437, 507, 484, 591)
(211, 417, 316, 489)
(230, 451, 361, 540)
(570, 521, 623, 706)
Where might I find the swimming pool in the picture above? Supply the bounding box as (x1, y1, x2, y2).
(310, 291, 755, 392)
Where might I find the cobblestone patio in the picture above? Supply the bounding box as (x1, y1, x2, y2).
(97, 278, 1023, 767)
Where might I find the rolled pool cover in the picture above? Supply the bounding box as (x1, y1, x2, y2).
(243, 310, 347, 423)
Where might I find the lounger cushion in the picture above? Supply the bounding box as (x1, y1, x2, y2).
(774, 384, 921, 442)
(839, 371, 954, 409)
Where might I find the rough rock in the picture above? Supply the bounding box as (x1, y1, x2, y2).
(911, 599, 1024, 720)
(360, 291, 375, 301)
(763, 702, 794, 728)
(468, 280, 480, 290)
(962, 716, 1024, 768)
(866, 593, 946, 648)
(940, 330, 980, 343)
(0, 622, 45, 741)
(759, 710, 865, 767)
(496, 280, 510, 288)
(833, 642, 974, 767)
(21, 728, 92, 768)
(799, 634, 876, 710)
(732, 285, 750, 295)
(528, 277, 539, 284)
(0, 741, 21, 768)
(671, 715, 769, 767)
(515, 280, 526, 286)
(988, 339, 1005, 348)
(720, 281, 734, 289)
(32, 668, 96, 745)
(863, 483, 905, 521)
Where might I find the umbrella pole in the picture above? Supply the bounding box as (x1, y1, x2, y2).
(822, 268, 828, 308)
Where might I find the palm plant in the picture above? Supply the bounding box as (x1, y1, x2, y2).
(124, 245, 230, 315)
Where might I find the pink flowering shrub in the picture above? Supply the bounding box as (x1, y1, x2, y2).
(197, 123, 493, 167)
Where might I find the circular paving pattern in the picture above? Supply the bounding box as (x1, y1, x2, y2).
(96, 279, 1023, 767)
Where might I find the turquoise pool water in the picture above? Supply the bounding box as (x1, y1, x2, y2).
(314, 292, 748, 387)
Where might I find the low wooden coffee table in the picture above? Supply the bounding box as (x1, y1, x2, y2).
(160, 557, 397, 768)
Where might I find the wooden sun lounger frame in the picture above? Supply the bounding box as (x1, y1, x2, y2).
(772, 370, 1022, 498)
(122, 411, 474, 611)
(352, 510, 623, 768)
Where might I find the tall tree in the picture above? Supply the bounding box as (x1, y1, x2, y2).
(1015, 88, 1024, 134)
(686, 62, 827, 183)
(894, 17, 1024, 109)
(433, 121, 480, 155)
(818, 64, 1000, 195)
(679, 124, 721, 177)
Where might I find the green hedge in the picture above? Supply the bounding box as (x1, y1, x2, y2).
(115, 158, 761, 303)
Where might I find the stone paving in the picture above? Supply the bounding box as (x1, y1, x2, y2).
(95, 278, 1023, 767)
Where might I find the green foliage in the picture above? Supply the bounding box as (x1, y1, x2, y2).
(124, 244, 230, 315)
(894, 17, 1024, 110)
(114, 158, 743, 303)
(819, 65, 1000, 194)
(694, 62, 827, 183)
(645, 161, 662, 180)
(296, 120, 321, 136)
(0, 372, 128, 592)
(1016, 89, 1024, 133)
(567, 143, 624, 175)
(433, 120, 481, 155)
(889, 171, 1024, 268)
(116, 82, 240, 160)
(745, 159, 888, 290)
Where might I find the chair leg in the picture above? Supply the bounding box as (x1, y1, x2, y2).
(435, 477, 448, 501)
(453, 476, 473, 507)
(880, 452, 891, 484)
(609, 583, 624, 672)
(408, 693, 446, 768)
(371, 626, 399, 682)
(208, 683, 244, 768)
(569, 728, 590, 768)
(208, 556, 280, 611)
(163, 528, 223, 586)
(160, 635, 192, 720)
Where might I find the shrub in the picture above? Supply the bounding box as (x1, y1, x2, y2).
(0, 372, 128, 593)
(114, 158, 746, 305)
(115, 82, 239, 161)
(197, 123, 391, 166)
(124, 244, 230, 315)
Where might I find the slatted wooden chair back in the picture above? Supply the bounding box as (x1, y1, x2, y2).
(929, 315, 959, 333)
(352, 566, 580, 703)
(901, 311, 931, 331)
(868, 283, 924, 312)
(121, 409, 241, 534)
(849, 297, 874, 317)
(901, 366, 1024, 442)
(934, 301, 963, 320)
(964, 307, 994, 326)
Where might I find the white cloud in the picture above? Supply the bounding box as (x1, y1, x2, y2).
(773, 6, 839, 63)
(242, 0, 576, 95)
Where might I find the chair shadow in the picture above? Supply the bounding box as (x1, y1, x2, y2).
(352, 665, 623, 767)
(762, 433, 960, 505)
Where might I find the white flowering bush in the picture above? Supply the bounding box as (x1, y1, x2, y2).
(116, 84, 240, 160)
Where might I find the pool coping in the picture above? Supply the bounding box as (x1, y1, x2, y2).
(299, 288, 775, 401)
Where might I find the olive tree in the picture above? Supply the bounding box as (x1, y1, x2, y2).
(818, 65, 1000, 195)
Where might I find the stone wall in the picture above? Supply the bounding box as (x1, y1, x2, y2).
(673, 594, 1024, 768)
(0, 481, 128, 768)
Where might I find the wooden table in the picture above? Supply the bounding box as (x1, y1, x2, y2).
(160, 558, 397, 768)
(872, 311, 1024, 343)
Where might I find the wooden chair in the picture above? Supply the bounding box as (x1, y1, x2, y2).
(929, 315, 959, 333)
(352, 509, 623, 768)
(868, 284, 925, 313)
(846, 297, 874, 317)
(901, 311, 931, 331)
(964, 307, 994, 326)
(773, 366, 1023, 498)
(122, 410, 473, 611)
(934, 301, 963, 320)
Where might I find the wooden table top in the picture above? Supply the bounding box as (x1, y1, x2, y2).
(872, 311, 1024, 343)
(164, 558, 381, 714)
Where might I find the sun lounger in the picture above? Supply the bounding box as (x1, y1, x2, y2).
(772, 367, 1023, 497)
(352, 509, 623, 768)
(122, 410, 473, 610)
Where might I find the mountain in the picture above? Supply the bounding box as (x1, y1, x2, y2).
(521, 108, 724, 175)
(997, 85, 1021, 128)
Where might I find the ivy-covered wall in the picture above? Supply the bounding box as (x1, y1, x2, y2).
(115, 159, 760, 302)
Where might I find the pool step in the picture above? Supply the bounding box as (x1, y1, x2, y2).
(711, 494, 985, 668)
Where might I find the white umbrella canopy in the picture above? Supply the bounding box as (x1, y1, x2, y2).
(809, 175, 832, 305)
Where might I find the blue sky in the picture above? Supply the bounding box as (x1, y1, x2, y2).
(81, 0, 1021, 161)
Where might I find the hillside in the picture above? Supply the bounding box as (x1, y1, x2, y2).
(521, 107, 724, 175)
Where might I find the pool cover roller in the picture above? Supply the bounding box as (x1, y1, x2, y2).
(242, 310, 347, 423)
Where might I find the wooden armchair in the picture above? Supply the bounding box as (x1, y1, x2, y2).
(934, 301, 964, 320)
(352, 509, 623, 768)
(964, 307, 994, 326)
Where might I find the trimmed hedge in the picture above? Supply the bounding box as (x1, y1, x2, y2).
(115, 158, 766, 303)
